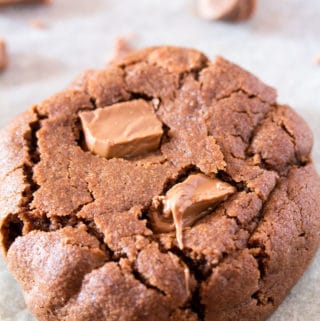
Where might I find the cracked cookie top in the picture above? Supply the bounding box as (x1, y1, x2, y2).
(0, 46, 319, 321)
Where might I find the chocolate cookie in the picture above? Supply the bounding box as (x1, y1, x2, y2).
(0, 46, 319, 321)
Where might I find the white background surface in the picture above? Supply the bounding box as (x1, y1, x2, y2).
(0, 0, 319, 320)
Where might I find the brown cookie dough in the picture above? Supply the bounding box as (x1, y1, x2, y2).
(0, 46, 319, 321)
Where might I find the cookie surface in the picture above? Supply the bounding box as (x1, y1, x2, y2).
(0, 46, 319, 321)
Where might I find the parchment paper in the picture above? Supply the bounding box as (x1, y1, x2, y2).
(0, 0, 319, 320)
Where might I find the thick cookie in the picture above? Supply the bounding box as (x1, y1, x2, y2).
(0, 46, 319, 321)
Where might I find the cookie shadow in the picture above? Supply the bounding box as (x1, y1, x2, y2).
(250, 0, 320, 40)
(0, 53, 65, 87)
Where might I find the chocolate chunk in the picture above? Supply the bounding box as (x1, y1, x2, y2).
(0, 0, 50, 6)
(151, 174, 236, 248)
(313, 54, 320, 65)
(197, 0, 256, 22)
(0, 39, 8, 72)
(79, 99, 163, 159)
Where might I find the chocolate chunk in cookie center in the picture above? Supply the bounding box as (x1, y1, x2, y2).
(79, 99, 163, 159)
(152, 174, 236, 249)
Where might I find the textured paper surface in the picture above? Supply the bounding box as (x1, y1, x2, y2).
(0, 0, 319, 320)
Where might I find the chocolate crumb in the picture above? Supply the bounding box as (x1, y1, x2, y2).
(0, 39, 8, 72)
(114, 37, 133, 58)
(109, 34, 137, 63)
(31, 19, 46, 29)
(313, 54, 320, 65)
